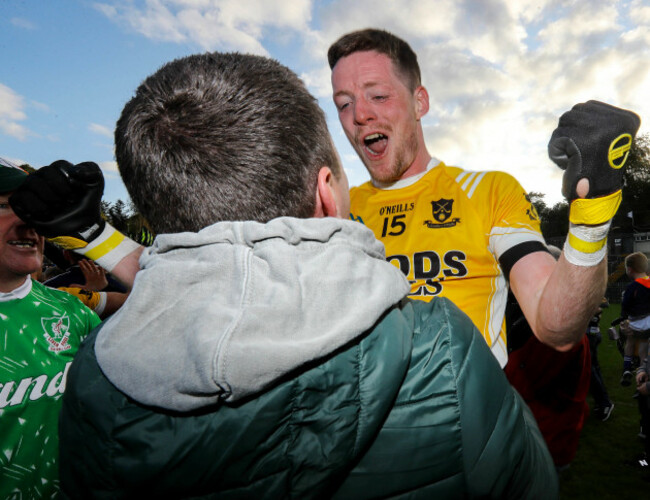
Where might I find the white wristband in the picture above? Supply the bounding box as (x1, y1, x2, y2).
(563, 220, 611, 267)
(75, 223, 141, 272)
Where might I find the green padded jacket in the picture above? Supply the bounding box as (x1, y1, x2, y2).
(60, 297, 556, 498)
(58, 218, 556, 498)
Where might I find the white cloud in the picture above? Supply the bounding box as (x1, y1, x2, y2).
(629, 0, 650, 24)
(10, 17, 36, 30)
(89, 123, 114, 139)
(0, 84, 30, 140)
(95, 0, 311, 54)
(92, 0, 650, 203)
(536, 3, 621, 58)
(99, 160, 120, 173)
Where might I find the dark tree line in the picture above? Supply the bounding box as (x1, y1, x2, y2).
(101, 199, 154, 246)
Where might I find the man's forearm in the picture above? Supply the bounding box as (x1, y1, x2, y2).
(534, 255, 606, 350)
(108, 246, 144, 290)
(510, 250, 606, 351)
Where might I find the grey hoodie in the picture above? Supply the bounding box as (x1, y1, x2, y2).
(95, 217, 410, 411)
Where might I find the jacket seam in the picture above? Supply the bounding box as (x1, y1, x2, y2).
(439, 299, 470, 494)
(352, 341, 363, 456)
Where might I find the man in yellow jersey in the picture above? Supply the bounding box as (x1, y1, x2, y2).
(329, 28, 640, 366)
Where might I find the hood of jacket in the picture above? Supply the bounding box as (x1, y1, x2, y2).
(95, 217, 410, 411)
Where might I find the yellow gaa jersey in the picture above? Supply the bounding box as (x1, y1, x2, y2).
(350, 160, 546, 366)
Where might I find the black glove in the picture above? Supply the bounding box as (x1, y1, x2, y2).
(10, 160, 105, 243)
(548, 100, 641, 201)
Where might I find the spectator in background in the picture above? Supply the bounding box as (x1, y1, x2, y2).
(620, 252, 650, 386)
(633, 346, 650, 470)
(52, 259, 129, 319)
(0, 156, 99, 498)
(32, 255, 129, 319)
(44, 248, 127, 293)
(587, 297, 614, 421)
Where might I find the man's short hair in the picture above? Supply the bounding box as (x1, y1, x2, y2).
(625, 252, 648, 274)
(327, 28, 421, 92)
(115, 52, 341, 234)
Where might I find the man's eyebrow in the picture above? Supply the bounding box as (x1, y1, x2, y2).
(333, 81, 383, 98)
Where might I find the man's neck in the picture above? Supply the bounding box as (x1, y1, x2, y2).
(372, 156, 438, 190)
(0, 274, 30, 293)
(399, 149, 432, 181)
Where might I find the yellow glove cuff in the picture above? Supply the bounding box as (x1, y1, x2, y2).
(569, 190, 622, 225)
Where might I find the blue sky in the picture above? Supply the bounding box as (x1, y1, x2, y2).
(1, 0, 649, 207)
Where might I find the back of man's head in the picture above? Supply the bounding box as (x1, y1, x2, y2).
(115, 52, 341, 234)
(327, 28, 421, 92)
(625, 251, 648, 275)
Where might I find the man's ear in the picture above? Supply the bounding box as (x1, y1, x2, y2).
(414, 85, 429, 120)
(313, 167, 338, 218)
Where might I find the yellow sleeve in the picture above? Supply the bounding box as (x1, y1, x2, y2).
(57, 287, 106, 316)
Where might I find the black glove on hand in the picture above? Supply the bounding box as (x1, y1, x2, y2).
(548, 100, 641, 202)
(10, 160, 105, 244)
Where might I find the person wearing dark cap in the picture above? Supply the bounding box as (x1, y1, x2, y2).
(0, 156, 100, 498)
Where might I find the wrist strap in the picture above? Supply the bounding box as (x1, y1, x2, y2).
(563, 220, 610, 267)
(74, 223, 140, 272)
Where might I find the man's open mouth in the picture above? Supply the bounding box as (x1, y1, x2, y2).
(8, 239, 36, 248)
(363, 133, 388, 156)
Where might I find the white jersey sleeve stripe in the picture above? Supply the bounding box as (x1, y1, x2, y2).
(461, 172, 477, 192)
(455, 171, 469, 184)
(454, 170, 487, 199)
(466, 172, 487, 199)
(488, 226, 546, 260)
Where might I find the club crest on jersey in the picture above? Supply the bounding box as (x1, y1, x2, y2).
(42, 314, 72, 352)
(424, 198, 461, 228)
(525, 194, 541, 221)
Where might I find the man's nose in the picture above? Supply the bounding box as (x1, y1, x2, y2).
(353, 98, 375, 125)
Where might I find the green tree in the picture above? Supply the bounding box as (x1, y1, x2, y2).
(614, 133, 650, 231)
(528, 192, 568, 241)
(101, 199, 155, 246)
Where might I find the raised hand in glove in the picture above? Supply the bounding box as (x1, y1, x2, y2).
(10, 160, 105, 244)
(10, 160, 140, 272)
(547, 101, 641, 266)
(549, 100, 641, 201)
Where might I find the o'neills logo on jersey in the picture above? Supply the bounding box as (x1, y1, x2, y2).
(424, 198, 461, 228)
(42, 314, 71, 352)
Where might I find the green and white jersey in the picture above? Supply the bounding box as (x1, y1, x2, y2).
(0, 278, 99, 499)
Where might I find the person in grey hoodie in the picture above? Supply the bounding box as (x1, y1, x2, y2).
(12, 52, 557, 498)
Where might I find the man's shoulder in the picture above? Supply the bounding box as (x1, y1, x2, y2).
(32, 281, 101, 325)
(442, 165, 522, 192)
(33, 280, 83, 303)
